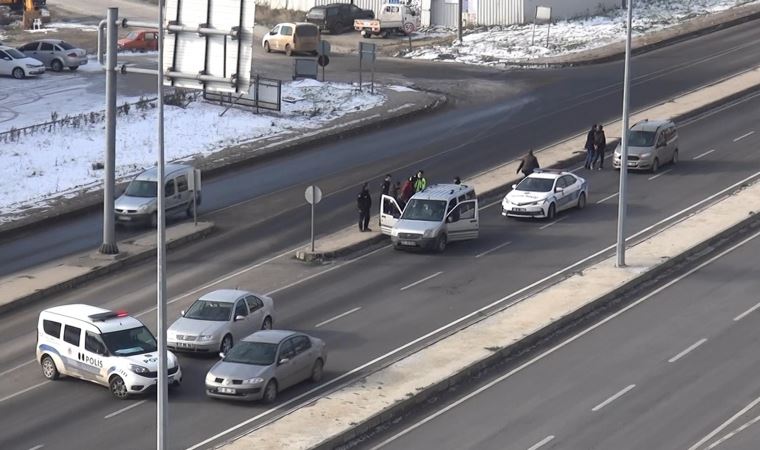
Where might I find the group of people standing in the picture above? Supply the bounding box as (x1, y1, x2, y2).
(584, 124, 607, 170)
(356, 170, 430, 232)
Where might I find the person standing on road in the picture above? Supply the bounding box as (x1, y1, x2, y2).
(357, 183, 372, 232)
(380, 174, 392, 225)
(454, 176, 461, 185)
(584, 124, 597, 169)
(516, 150, 540, 178)
(400, 176, 415, 209)
(381, 174, 391, 196)
(593, 124, 607, 170)
(414, 170, 427, 192)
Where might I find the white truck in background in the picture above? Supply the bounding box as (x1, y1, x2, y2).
(354, 3, 420, 38)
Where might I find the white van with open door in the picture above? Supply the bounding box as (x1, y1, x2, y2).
(380, 184, 479, 252)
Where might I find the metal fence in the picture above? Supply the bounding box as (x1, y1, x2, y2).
(202, 76, 282, 112)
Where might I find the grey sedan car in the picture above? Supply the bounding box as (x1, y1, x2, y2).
(205, 330, 327, 403)
(167, 289, 274, 354)
(17, 39, 88, 72)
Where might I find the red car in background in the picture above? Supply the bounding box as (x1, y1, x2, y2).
(118, 30, 158, 52)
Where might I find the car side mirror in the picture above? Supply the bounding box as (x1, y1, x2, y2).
(269, 30, 276, 35)
(511, 184, 517, 190)
(180, 310, 185, 317)
(235, 315, 246, 321)
(555, 187, 564, 193)
(219, 352, 225, 359)
(278, 357, 290, 365)
(446, 216, 453, 223)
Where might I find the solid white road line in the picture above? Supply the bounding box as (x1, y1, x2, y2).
(104, 400, 147, 419)
(707, 413, 760, 449)
(733, 131, 755, 142)
(527, 435, 555, 450)
(648, 169, 673, 181)
(591, 384, 636, 412)
(0, 359, 35, 378)
(482, 199, 502, 210)
(667, 338, 707, 363)
(688, 393, 760, 450)
(400, 272, 443, 291)
(539, 216, 568, 230)
(368, 230, 760, 449)
(693, 149, 716, 160)
(27, 445, 44, 450)
(0, 381, 48, 404)
(190, 179, 760, 450)
(733, 301, 760, 322)
(315, 307, 362, 328)
(475, 241, 512, 259)
(596, 192, 619, 204)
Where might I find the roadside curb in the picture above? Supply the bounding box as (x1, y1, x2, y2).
(0, 90, 447, 242)
(312, 204, 760, 450)
(0, 222, 215, 316)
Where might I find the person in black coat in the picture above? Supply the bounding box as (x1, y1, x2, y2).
(516, 150, 540, 177)
(357, 183, 372, 232)
(585, 124, 597, 169)
(592, 125, 607, 170)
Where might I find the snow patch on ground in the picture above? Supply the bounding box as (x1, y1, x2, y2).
(405, 0, 760, 65)
(0, 81, 385, 221)
(24, 22, 99, 34)
(386, 85, 417, 92)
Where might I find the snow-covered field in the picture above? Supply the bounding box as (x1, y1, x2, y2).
(406, 0, 760, 65)
(0, 80, 386, 221)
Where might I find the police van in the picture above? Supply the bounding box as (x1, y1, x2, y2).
(380, 184, 479, 252)
(36, 304, 182, 399)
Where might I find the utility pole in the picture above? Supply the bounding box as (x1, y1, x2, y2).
(99, 7, 119, 255)
(458, 0, 463, 43)
(156, 0, 168, 447)
(616, 0, 633, 267)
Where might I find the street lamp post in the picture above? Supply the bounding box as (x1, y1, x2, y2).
(616, 0, 633, 267)
(99, 7, 119, 255)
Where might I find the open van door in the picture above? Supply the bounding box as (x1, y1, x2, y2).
(445, 199, 479, 241)
(380, 194, 403, 235)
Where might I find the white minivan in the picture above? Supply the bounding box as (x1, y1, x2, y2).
(380, 184, 479, 252)
(36, 304, 182, 399)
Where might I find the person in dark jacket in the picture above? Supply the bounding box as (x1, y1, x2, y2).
(381, 174, 391, 196)
(592, 125, 607, 170)
(357, 183, 372, 232)
(453, 176, 461, 185)
(584, 124, 597, 169)
(516, 150, 540, 177)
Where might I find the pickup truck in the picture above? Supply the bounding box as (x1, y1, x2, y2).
(354, 3, 420, 38)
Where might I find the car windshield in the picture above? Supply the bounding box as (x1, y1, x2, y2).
(6, 49, 25, 59)
(223, 341, 277, 365)
(101, 326, 157, 357)
(125, 180, 157, 197)
(184, 300, 233, 321)
(516, 177, 554, 192)
(126, 31, 139, 39)
(307, 8, 325, 18)
(58, 41, 75, 50)
(628, 130, 656, 147)
(400, 199, 447, 222)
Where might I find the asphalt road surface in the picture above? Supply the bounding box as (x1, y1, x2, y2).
(366, 217, 760, 450)
(2, 19, 760, 276)
(0, 83, 758, 449)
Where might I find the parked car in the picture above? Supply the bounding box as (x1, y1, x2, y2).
(306, 2, 374, 34)
(118, 30, 158, 52)
(17, 39, 87, 72)
(613, 119, 679, 173)
(205, 330, 327, 403)
(501, 169, 588, 220)
(0, 45, 45, 79)
(262, 22, 320, 56)
(356, 3, 419, 38)
(168, 289, 275, 354)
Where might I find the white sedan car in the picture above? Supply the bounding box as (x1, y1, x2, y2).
(0, 45, 45, 79)
(501, 169, 588, 220)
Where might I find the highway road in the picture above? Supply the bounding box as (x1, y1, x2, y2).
(0, 82, 758, 449)
(364, 216, 760, 450)
(2, 18, 760, 276)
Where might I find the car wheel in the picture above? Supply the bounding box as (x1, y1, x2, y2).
(41, 355, 59, 380)
(262, 379, 278, 404)
(435, 234, 447, 253)
(261, 316, 273, 330)
(310, 359, 324, 383)
(577, 192, 587, 210)
(69, 65, 79, 71)
(149, 212, 157, 228)
(264, 41, 271, 53)
(51, 59, 64, 72)
(11, 67, 25, 79)
(547, 203, 556, 220)
(380, 30, 390, 39)
(672, 149, 679, 165)
(285, 44, 292, 57)
(109, 375, 129, 400)
(362, 29, 371, 39)
(651, 158, 660, 173)
(220, 334, 233, 354)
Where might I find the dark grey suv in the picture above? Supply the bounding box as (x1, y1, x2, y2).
(306, 3, 374, 34)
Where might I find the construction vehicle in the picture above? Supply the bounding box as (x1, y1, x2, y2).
(0, 0, 47, 29)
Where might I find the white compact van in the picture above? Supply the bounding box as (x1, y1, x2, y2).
(115, 163, 201, 227)
(37, 304, 182, 399)
(380, 184, 479, 252)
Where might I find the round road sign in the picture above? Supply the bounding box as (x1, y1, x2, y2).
(305, 185, 323, 204)
(317, 55, 330, 67)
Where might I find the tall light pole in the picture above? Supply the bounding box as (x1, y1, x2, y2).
(99, 7, 119, 255)
(156, 0, 168, 447)
(616, 0, 633, 267)
(458, 0, 463, 43)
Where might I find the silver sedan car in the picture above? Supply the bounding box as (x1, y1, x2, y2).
(167, 289, 274, 354)
(205, 330, 327, 403)
(17, 39, 88, 72)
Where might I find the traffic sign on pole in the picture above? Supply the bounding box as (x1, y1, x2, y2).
(305, 185, 322, 252)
